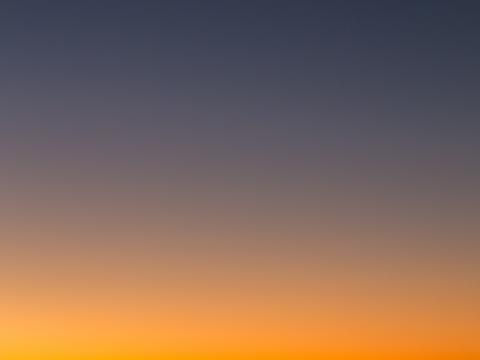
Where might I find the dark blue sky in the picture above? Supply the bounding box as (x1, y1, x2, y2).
(1, 1, 478, 134)
(0, 1, 478, 189)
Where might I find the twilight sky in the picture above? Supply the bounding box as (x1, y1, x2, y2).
(0, 2, 479, 359)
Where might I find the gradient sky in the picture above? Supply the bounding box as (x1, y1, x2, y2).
(0, 2, 479, 359)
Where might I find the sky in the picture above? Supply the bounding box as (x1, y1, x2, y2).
(0, 1, 479, 359)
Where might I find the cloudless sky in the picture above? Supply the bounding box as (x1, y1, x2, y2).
(0, 1, 479, 358)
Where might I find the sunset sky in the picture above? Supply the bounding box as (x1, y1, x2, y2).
(0, 2, 479, 359)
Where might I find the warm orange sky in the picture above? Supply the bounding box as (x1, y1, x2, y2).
(1, 166, 479, 359)
(1, 136, 478, 359)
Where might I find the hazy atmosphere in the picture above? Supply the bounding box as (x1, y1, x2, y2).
(0, 2, 479, 359)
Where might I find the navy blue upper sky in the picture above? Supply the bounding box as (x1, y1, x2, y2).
(0, 1, 478, 146)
